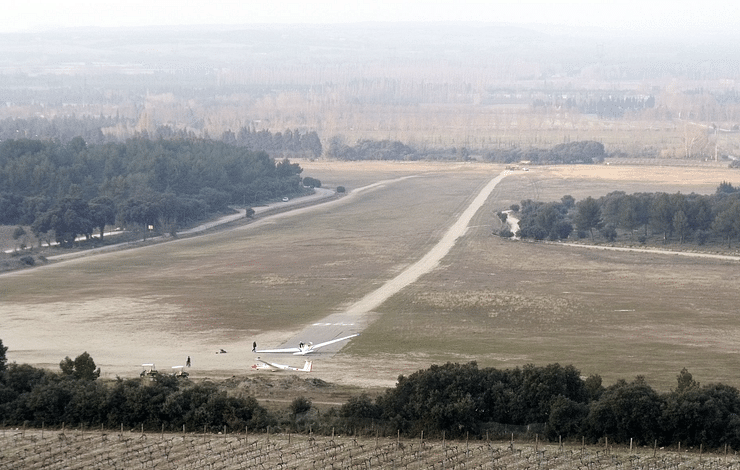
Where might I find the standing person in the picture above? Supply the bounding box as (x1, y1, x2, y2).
(252, 342, 257, 352)
(186, 356, 191, 367)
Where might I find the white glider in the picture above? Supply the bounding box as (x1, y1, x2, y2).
(251, 357, 313, 372)
(255, 333, 360, 355)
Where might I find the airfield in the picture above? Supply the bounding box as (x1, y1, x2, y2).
(2, 160, 739, 392)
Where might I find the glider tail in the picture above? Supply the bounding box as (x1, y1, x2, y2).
(300, 360, 313, 372)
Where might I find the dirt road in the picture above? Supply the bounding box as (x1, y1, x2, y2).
(557, 242, 740, 261)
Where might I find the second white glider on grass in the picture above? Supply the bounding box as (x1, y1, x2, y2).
(252, 358, 313, 372)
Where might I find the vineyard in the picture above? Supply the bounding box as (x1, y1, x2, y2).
(1, 426, 738, 469)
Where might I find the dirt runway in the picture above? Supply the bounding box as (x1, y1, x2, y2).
(256, 170, 513, 359)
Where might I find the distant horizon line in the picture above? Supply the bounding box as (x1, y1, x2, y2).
(3, 20, 738, 41)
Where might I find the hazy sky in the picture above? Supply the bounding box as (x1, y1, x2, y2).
(4, 0, 739, 35)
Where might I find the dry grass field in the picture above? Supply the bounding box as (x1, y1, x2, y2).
(302, 161, 740, 390)
(2, 161, 740, 394)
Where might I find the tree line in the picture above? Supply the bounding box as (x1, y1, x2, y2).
(340, 362, 740, 449)
(504, 182, 740, 247)
(0, 344, 270, 433)
(533, 95, 656, 120)
(0, 137, 312, 246)
(483, 141, 607, 164)
(1, 340, 739, 450)
(220, 126, 322, 159)
(325, 138, 420, 161)
(0, 116, 323, 159)
(325, 138, 606, 164)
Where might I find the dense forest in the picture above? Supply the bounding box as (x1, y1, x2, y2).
(1, 341, 739, 449)
(502, 182, 740, 248)
(0, 137, 311, 246)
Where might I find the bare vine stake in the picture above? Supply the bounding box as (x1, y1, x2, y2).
(653, 439, 657, 458)
(120, 423, 123, 436)
(267, 425, 270, 444)
(141, 423, 144, 436)
(420, 430, 423, 447)
(630, 437, 632, 452)
(182, 424, 185, 434)
(397, 430, 400, 449)
(535, 434, 538, 454)
(245, 426, 248, 446)
(443, 440, 447, 470)
(678, 442, 681, 462)
(700, 443, 703, 462)
(443, 430, 446, 450)
(41, 421, 44, 439)
(204, 425, 206, 442)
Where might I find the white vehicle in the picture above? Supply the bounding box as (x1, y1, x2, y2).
(255, 333, 359, 356)
(251, 357, 313, 372)
(172, 365, 189, 378)
(140, 363, 158, 378)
